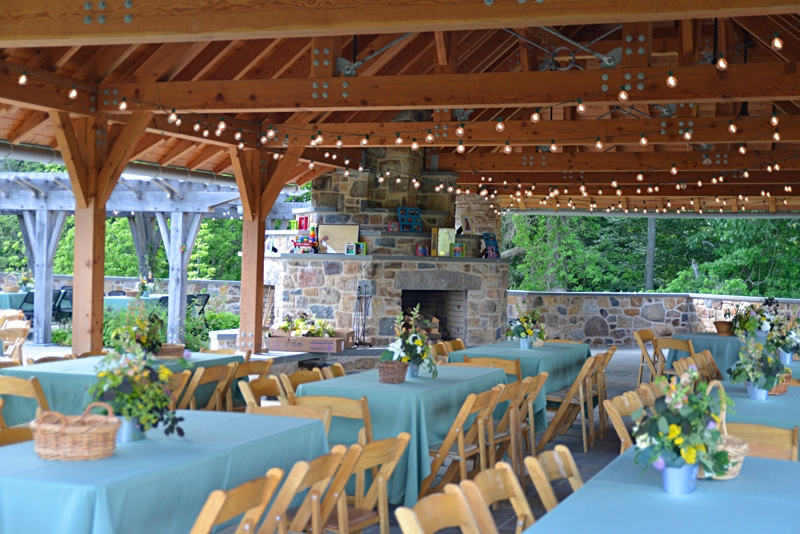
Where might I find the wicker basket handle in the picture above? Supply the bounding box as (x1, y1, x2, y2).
(82, 402, 115, 417)
(705, 379, 728, 436)
(37, 411, 68, 432)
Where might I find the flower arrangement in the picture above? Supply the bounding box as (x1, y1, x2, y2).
(731, 298, 780, 336)
(138, 272, 156, 295)
(20, 270, 34, 290)
(506, 301, 546, 341)
(766, 312, 800, 354)
(88, 329, 184, 436)
(380, 304, 437, 378)
(110, 308, 165, 356)
(276, 313, 336, 337)
(727, 334, 786, 391)
(633, 368, 731, 477)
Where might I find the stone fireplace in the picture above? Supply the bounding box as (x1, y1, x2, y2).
(401, 290, 467, 341)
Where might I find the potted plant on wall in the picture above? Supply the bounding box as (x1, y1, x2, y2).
(378, 304, 437, 382)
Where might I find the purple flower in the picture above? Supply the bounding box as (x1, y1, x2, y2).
(707, 421, 717, 430)
(749, 311, 756, 317)
(652, 457, 666, 471)
(183, 350, 192, 359)
(688, 364, 698, 371)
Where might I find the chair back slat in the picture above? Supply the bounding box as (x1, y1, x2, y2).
(524, 445, 584, 512)
(462, 356, 522, 382)
(247, 404, 332, 436)
(395, 485, 487, 534)
(240, 376, 287, 406)
(466, 462, 534, 534)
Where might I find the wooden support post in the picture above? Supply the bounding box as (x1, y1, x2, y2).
(128, 213, 162, 280)
(433, 31, 457, 122)
(16, 214, 35, 273)
(73, 201, 107, 351)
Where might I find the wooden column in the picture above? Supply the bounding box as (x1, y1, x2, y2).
(20, 210, 66, 343)
(50, 110, 153, 353)
(156, 212, 203, 342)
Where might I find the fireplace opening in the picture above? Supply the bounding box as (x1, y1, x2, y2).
(401, 290, 467, 342)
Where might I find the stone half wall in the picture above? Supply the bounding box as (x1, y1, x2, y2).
(265, 256, 510, 347)
(507, 291, 800, 347)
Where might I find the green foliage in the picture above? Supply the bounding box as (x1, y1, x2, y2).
(184, 312, 210, 352)
(285, 182, 312, 202)
(188, 219, 242, 280)
(0, 159, 66, 172)
(101, 303, 209, 352)
(51, 327, 72, 347)
(206, 311, 240, 331)
(727, 335, 786, 390)
(0, 215, 28, 272)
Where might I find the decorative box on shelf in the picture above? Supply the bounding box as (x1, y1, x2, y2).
(267, 329, 355, 353)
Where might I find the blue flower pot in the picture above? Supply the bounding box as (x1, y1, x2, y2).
(405, 363, 419, 380)
(778, 349, 793, 366)
(117, 416, 145, 443)
(661, 464, 699, 495)
(519, 337, 532, 350)
(745, 382, 768, 401)
(754, 330, 768, 342)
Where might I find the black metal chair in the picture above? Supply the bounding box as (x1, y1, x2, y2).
(55, 290, 73, 322)
(18, 291, 34, 322)
(193, 293, 210, 328)
(61, 285, 73, 290)
(52, 289, 63, 322)
(157, 296, 169, 308)
(107, 290, 126, 296)
(186, 294, 196, 307)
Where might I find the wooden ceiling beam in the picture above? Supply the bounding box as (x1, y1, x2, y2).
(99, 62, 800, 114)
(72, 44, 138, 82)
(7, 110, 49, 144)
(0, 59, 95, 114)
(120, 42, 197, 83)
(129, 132, 165, 160)
(171, 41, 237, 82)
(207, 39, 280, 81)
(2, 0, 796, 47)
(158, 139, 198, 166)
(187, 144, 224, 170)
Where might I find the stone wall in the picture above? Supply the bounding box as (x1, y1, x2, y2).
(507, 291, 800, 346)
(265, 256, 509, 347)
(455, 193, 503, 239)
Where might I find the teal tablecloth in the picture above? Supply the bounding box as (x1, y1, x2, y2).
(524, 449, 800, 532)
(722, 381, 800, 430)
(667, 332, 743, 375)
(448, 340, 591, 430)
(0, 353, 244, 427)
(0, 411, 329, 534)
(102, 295, 164, 310)
(0, 291, 27, 310)
(296, 366, 507, 507)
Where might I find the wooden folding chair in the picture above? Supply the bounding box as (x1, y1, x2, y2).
(199, 348, 252, 362)
(653, 337, 694, 377)
(524, 445, 584, 512)
(633, 329, 658, 384)
(726, 423, 799, 461)
(519, 372, 549, 455)
(395, 484, 487, 534)
(588, 346, 617, 439)
(636, 380, 667, 407)
(538, 356, 598, 452)
(25, 355, 71, 365)
(0, 327, 30, 362)
(0, 399, 32, 446)
(431, 342, 449, 364)
(486, 380, 527, 473)
(247, 404, 333, 436)
(693, 349, 723, 380)
(226, 360, 273, 411)
(462, 356, 522, 382)
(257, 445, 346, 534)
(460, 462, 534, 534)
(167, 370, 192, 410)
(0, 359, 21, 369)
(189, 468, 284, 534)
(443, 341, 454, 354)
(450, 338, 466, 351)
(324, 433, 411, 534)
(419, 386, 503, 498)
(0, 376, 50, 428)
(71, 350, 108, 359)
(672, 356, 697, 376)
(288, 393, 374, 445)
(280, 369, 324, 395)
(3, 320, 30, 329)
(240, 376, 288, 407)
(603, 391, 645, 453)
(180, 362, 239, 410)
(322, 362, 346, 379)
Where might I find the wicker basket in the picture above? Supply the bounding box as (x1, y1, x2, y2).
(124, 290, 139, 298)
(713, 321, 734, 336)
(2, 274, 20, 293)
(377, 361, 409, 384)
(769, 369, 792, 396)
(702, 381, 749, 480)
(157, 343, 185, 358)
(30, 402, 121, 461)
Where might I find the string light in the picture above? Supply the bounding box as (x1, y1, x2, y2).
(395, 177, 402, 184)
(175, 117, 181, 126)
(595, 138, 604, 150)
(531, 109, 541, 123)
(767, 165, 773, 172)
(194, 122, 202, 132)
(738, 144, 746, 154)
(456, 141, 465, 153)
(202, 128, 210, 138)
(233, 130, 242, 140)
(411, 139, 419, 151)
(425, 130, 434, 143)
(214, 128, 222, 137)
(771, 114, 779, 127)
(618, 88, 629, 102)
(335, 136, 343, 148)
(670, 165, 678, 175)
(639, 134, 648, 146)
(576, 99, 586, 113)
(395, 133, 404, 145)
(377, 175, 384, 183)
(549, 140, 558, 152)
(343, 168, 350, 177)
(495, 118, 505, 132)
(774, 163, 780, 171)
(771, 33, 784, 51)
(17, 71, 27, 85)
(666, 71, 677, 88)
(118, 98, 128, 111)
(167, 109, 178, 123)
(237, 141, 244, 149)
(616, 189, 623, 196)
(308, 160, 315, 170)
(360, 135, 369, 146)
(258, 133, 267, 144)
(503, 141, 512, 154)
(456, 124, 465, 137)
(636, 173, 644, 182)
(611, 179, 618, 188)
(683, 131, 692, 141)
(358, 164, 364, 172)
(217, 119, 226, 131)
(773, 131, 781, 141)
(727, 121, 737, 134)
(716, 55, 728, 70)
(266, 126, 276, 138)
(273, 152, 280, 160)
(743, 170, 750, 178)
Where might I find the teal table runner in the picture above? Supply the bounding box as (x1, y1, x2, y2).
(0, 411, 329, 534)
(524, 449, 800, 532)
(667, 332, 744, 375)
(0, 291, 27, 310)
(296, 366, 507, 507)
(448, 341, 591, 429)
(0, 353, 244, 427)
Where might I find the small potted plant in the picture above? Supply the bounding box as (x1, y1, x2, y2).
(727, 334, 786, 401)
(19, 270, 34, 292)
(766, 312, 800, 366)
(88, 328, 185, 443)
(379, 304, 437, 382)
(506, 302, 545, 349)
(277, 313, 336, 337)
(633, 368, 732, 495)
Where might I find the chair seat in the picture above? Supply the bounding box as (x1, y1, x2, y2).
(429, 441, 479, 456)
(324, 506, 380, 531)
(491, 430, 510, 441)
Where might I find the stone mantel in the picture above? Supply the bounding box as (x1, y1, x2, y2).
(266, 253, 509, 264)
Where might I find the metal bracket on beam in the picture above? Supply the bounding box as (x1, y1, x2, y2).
(336, 32, 413, 77)
(13, 178, 44, 198)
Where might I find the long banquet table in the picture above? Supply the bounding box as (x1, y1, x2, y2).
(0, 411, 329, 534)
(0, 291, 27, 310)
(667, 332, 744, 374)
(448, 340, 591, 429)
(0, 353, 244, 427)
(296, 365, 507, 507)
(722, 381, 800, 429)
(523, 448, 800, 532)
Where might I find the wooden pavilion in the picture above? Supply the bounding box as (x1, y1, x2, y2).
(1, 1, 799, 354)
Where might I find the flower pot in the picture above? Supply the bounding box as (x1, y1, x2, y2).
(117, 416, 145, 443)
(754, 330, 768, 342)
(745, 381, 768, 401)
(405, 363, 420, 380)
(778, 349, 793, 366)
(519, 337, 532, 350)
(713, 321, 733, 336)
(141, 290, 150, 298)
(661, 464, 699, 495)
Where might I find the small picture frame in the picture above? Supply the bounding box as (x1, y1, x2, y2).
(288, 220, 298, 230)
(355, 242, 367, 255)
(415, 244, 430, 257)
(345, 243, 356, 255)
(461, 216, 474, 234)
(451, 243, 465, 258)
(297, 216, 309, 231)
(486, 245, 499, 259)
(388, 222, 400, 232)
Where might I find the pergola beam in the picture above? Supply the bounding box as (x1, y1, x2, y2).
(0, 0, 795, 47)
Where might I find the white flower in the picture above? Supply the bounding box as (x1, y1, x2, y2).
(760, 321, 771, 332)
(386, 339, 405, 361)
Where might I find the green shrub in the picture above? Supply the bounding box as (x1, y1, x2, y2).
(206, 311, 240, 331)
(100, 300, 210, 352)
(51, 326, 72, 347)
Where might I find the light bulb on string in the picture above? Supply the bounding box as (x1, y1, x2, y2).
(456, 141, 465, 153)
(395, 133, 403, 145)
(314, 131, 324, 145)
(697, 180, 703, 187)
(639, 134, 648, 146)
(413, 181, 420, 189)
(495, 118, 505, 132)
(194, 122, 201, 132)
(118, 98, 128, 111)
(576, 99, 586, 113)
(670, 165, 678, 175)
(654, 186, 659, 192)
(549, 140, 558, 152)
(343, 168, 350, 177)
(411, 139, 419, 151)
(503, 141, 512, 154)
(772, 34, 784, 51)
(214, 129, 222, 137)
(360, 135, 369, 146)
(683, 130, 692, 141)
(647, 186, 653, 193)
(425, 130, 434, 143)
(307, 161, 315, 170)
(595, 138, 604, 150)
(771, 114, 779, 127)
(531, 109, 541, 123)
(67, 85, 79, 100)
(716, 55, 728, 70)
(344, 158, 349, 165)
(617, 189, 623, 196)
(767, 165, 773, 172)
(618, 88, 629, 102)
(237, 141, 244, 149)
(666, 71, 677, 88)
(266, 126, 276, 138)
(395, 177, 402, 184)
(272, 153, 280, 160)
(175, 117, 181, 126)
(611, 179, 618, 188)
(234, 130, 242, 141)
(774, 163, 780, 171)
(167, 109, 178, 123)
(335, 137, 343, 148)
(202, 128, 210, 138)
(217, 119, 226, 131)
(455, 124, 465, 137)
(636, 173, 644, 182)
(773, 131, 781, 141)
(743, 170, 750, 178)
(636, 188, 641, 194)
(728, 121, 737, 134)
(17, 71, 27, 85)
(739, 144, 746, 154)
(358, 163, 364, 172)
(260, 133, 268, 144)
(309, 136, 317, 147)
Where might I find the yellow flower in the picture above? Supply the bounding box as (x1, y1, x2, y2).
(667, 424, 681, 441)
(526, 329, 533, 335)
(97, 371, 107, 378)
(680, 447, 697, 465)
(696, 444, 706, 453)
(158, 365, 173, 381)
(674, 437, 684, 446)
(711, 413, 720, 423)
(414, 339, 423, 346)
